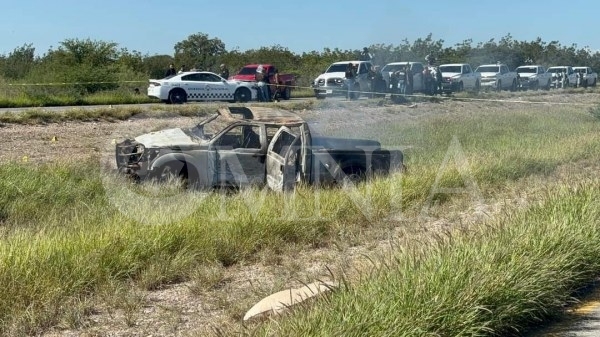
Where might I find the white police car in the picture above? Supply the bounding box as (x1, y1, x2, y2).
(147, 71, 257, 104)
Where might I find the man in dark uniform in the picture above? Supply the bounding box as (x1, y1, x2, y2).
(165, 63, 176, 78)
(360, 47, 373, 61)
(219, 64, 230, 79)
(345, 63, 356, 100)
(405, 63, 413, 95)
(368, 65, 385, 98)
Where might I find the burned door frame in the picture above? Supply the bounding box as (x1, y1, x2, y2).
(210, 123, 266, 188)
(266, 126, 300, 192)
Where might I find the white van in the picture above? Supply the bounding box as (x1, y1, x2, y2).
(312, 60, 373, 99)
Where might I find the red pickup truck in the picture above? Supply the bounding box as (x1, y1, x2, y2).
(230, 64, 295, 100)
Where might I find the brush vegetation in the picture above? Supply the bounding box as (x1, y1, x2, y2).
(1, 103, 600, 335)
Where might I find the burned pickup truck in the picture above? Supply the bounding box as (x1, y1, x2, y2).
(116, 106, 403, 191)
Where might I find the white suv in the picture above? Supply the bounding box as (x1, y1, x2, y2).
(313, 60, 373, 99)
(547, 66, 577, 89)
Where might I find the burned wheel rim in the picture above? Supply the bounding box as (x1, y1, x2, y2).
(159, 163, 189, 188)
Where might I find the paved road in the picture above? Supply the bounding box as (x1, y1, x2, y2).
(530, 295, 600, 336)
(0, 95, 382, 114)
(0, 97, 325, 114)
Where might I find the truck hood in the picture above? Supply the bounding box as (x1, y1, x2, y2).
(316, 72, 346, 80)
(384, 70, 406, 77)
(517, 72, 536, 78)
(311, 136, 381, 150)
(134, 128, 199, 148)
(479, 72, 500, 78)
(547, 69, 567, 74)
(230, 74, 255, 82)
(441, 72, 461, 78)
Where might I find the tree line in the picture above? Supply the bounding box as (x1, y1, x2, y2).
(1, 32, 599, 94)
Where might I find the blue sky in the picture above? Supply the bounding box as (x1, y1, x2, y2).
(3, 0, 599, 57)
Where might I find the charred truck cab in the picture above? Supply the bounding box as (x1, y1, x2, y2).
(116, 106, 403, 191)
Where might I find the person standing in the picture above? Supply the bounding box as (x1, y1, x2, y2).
(425, 53, 436, 66)
(178, 65, 186, 74)
(219, 64, 230, 79)
(272, 68, 281, 101)
(255, 65, 266, 102)
(360, 47, 373, 62)
(345, 63, 356, 100)
(405, 63, 413, 95)
(164, 63, 176, 78)
(368, 65, 376, 98)
(263, 68, 273, 102)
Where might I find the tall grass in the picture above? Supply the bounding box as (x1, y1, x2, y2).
(1, 103, 600, 333)
(0, 160, 407, 334)
(255, 179, 600, 336)
(0, 86, 155, 108)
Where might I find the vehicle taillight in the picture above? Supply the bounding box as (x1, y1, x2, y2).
(149, 82, 161, 87)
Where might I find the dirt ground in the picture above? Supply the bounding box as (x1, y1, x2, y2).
(1, 92, 598, 336)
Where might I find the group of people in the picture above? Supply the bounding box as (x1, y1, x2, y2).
(344, 61, 386, 99)
(343, 51, 444, 100)
(164, 63, 189, 77)
(390, 65, 414, 97)
(163, 63, 230, 79)
(254, 64, 279, 102)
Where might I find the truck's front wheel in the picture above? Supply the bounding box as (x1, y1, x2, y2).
(157, 161, 189, 189)
(156, 161, 201, 190)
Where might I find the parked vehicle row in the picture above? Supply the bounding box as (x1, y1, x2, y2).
(145, 61, 597, 104)
(311, 59, 598, 98)
(312, 60, 443, 99)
